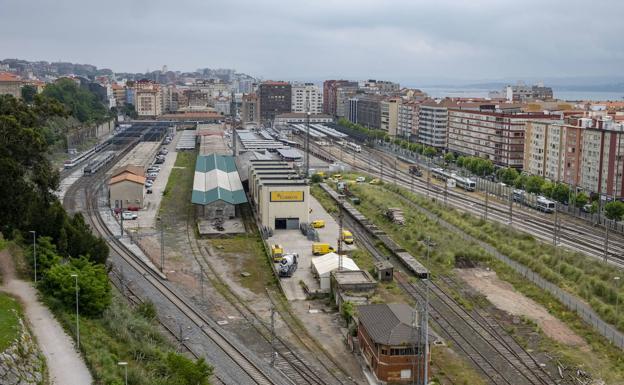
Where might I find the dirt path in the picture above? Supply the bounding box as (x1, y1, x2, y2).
(0, 249, 93, 385)
(456, 267, 587, 347)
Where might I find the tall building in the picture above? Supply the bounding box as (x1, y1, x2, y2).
(447, 106, 557, 168)
(524, 116, 624, 198)
(291, 82, 322, 113)
(495, 82, 554, 102)
(134, 80, 162, 117)
(359, 79, 400, 94)
(323, 80, 358, 116)
(241, 93, 259, 124)
(418, 100, 458, 149)
(380, 98, 400, 137)
(397, 101, 421, 141)
(258, 81, 291, 121)
(335, 84, 359, 118)
(349, 94, 384, 129)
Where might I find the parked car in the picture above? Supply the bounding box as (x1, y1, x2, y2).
(146, 188, 153, 194)
(147, 167, 160, 173)
(148, 172, 158, 178)
(122, 211, 138, 220)
(145, 180, 154, 187)
(356, 176, 366, 183)
(154, 158, 165, 164)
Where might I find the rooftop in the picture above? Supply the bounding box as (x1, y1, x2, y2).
(192, 153, 247, 205)
(108, 172, 146, 186)
(358, 303, 419, 346)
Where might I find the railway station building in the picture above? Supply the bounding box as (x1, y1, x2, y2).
(108, 166, 146, 210)
(357, 303, 430, 383)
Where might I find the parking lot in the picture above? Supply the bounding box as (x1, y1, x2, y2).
(122, 132, 179, 229)
(268, 194, 357, 301)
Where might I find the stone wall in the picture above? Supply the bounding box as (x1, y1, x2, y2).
(0, 319, 46, 385)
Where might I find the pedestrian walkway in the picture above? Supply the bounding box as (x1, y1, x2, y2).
(0, 249, 93, 385)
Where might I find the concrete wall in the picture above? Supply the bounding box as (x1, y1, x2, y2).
(195, 200, 235, 219)
(67, 118, 115, 148)
(109, 181, 144, 209)
(258, 185, 310, 229)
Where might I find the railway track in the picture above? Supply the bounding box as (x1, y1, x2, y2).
(333, 200, 561, 385)
(183, 207, 355, 385)
(302, 137, 624, 265)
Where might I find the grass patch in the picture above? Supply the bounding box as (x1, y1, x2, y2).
(47, 289, 212, 385)
(0, 293, 21, 351)
(431, 345, 487, 385)
(160, 150, 197, 221)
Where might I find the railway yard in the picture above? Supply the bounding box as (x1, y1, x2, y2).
(57, 120, 624, 385)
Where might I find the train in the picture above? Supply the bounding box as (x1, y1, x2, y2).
(83, 151, 115, 175)
(345, 142, 361, 153)
(431, 168, 476, 191)
(63, 140, 111, 169)
(320, 184, 430, 279)
(513, 190, 555, 213)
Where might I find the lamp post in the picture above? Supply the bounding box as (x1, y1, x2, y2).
(615, 276, 621, 319)
(70, 274, 80, 348)
(118, 362, 128, 385)
(29, 231, 37, 283)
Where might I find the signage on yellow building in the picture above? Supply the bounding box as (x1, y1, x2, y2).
(270, 191, 304, 202)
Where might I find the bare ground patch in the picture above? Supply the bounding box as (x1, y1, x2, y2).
(456, 267, 587, 347)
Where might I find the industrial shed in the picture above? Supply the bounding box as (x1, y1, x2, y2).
(311, 252, 359, 292)
(192, 153, 247, 219)
(108, 172, 146, 210)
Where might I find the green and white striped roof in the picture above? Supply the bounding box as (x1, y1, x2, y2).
(192, 154, 247, 205)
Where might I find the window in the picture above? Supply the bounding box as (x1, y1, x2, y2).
(400, 369, 411, 379)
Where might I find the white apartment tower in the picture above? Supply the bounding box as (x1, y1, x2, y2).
(291, 83, 323, 114)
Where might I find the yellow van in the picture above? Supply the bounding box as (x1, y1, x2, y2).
(312, 243, 335, 255)
(332, 174, 343, 180)
(311, 220, 325, 228)
(271, 244, 284, 261)
(342, 230, 354, 244)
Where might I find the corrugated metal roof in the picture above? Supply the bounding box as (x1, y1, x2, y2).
(192, 154, 247, 205)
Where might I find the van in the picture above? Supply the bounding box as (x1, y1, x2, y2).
(341, 230, 354, 244)
(369, 178, 381, 185)
(311, 220, 325, 228)
(312, 243, 335, 255)
(332, 174, 342, 180)
(271, 244, 284, 261)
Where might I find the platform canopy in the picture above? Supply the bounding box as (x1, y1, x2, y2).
(192, 153, 247, 205)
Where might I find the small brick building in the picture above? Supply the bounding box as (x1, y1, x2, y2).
(357, 304, 430, 384)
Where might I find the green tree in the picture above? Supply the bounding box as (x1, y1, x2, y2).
(604, 201, 624, 221)
(423, 146, 437, 158)
(40, 256, 111, 316)
(574, 192, 589, 208)
(541, 181, 554, 198)
(525, 175, 545, 194)
(551, 183, 570, 203)
(496, 167, 519, 185)
(42, 78, 108, 123)
(444, 152, 455, 164)
(21, 85, 37, 103)
(310, 173, 323, 183)
(513, 174, 527, 189)
(26, 236, 61, 276)
(165, 354, 213, 385)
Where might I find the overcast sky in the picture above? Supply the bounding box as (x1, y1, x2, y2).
(1, 0, 623, 84)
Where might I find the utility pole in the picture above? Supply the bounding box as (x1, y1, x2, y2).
(380, 157, 384, 183)
(231, 91, 237, 157)
(337, 196, 344, 271)
(411, 308, 417, 385)
(426, 158, 431, 198)
(553, 203, 559, 246)
(158, 216, 165, 272)
(411, 171, 414, 193)
(120, 202, 124, 237)
(304, 110, 311, 178)
(508, 188, 513, 224)
(394, 157, 397, 186)
(483, 172, 489, 221)
(423, 280, 429, 384)
(605, 222, 610, 264)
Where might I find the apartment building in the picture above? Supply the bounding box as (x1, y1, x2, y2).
(0, 72, 23, 98)
(447, 107, 556, 168)
(258, 81, 291, 121)
(418, 100, 458, 148)
(323, 80, 358, 116)
(524, 116, 624, 198)
(359, 79, 400, 94)
(134, 80, 162, 117)
(336, 84, 359, 118)
(380, 98, 400, 137)
(291, 82, 322, 113)
(241, 93, 259, 124)
(397, 101, 420, 141)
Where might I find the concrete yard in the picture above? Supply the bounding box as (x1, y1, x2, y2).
(268, 194, 357, 301)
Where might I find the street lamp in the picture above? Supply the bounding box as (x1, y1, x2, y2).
(118, 362, 128, 385)
(615, 276, 621, 319)
(70, 274, 80, 348)
(29, 231, 37, 283)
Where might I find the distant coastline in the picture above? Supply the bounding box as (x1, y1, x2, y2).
(420, 87, 624, 102)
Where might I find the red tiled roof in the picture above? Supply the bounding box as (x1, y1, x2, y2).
(0, 72, 20, 82)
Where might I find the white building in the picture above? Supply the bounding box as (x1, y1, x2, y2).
(291, 83, 323, 114)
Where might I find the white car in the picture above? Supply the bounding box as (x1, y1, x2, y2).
(122, 211, 138, 220)
(356, 176, 366, 183)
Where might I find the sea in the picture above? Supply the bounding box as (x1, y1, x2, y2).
(420, 87, 624, 102)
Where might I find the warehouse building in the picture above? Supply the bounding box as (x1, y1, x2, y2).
(192, 153, 247, 219)
(248, 160, 309, 230)
(108, 165, 146, 210)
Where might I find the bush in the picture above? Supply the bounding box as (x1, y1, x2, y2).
(40, 256, 111, 316)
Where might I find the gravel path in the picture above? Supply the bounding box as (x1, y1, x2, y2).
(0, 249, 93, 385)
